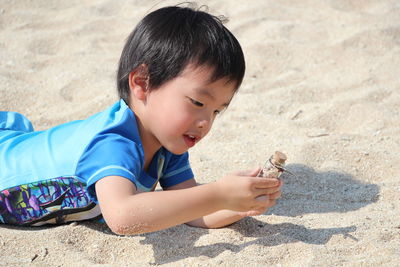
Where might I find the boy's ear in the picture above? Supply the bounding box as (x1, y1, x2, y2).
(128, 64, 149, 101)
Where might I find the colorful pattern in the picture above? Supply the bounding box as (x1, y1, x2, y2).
(0, 177, 100, 226)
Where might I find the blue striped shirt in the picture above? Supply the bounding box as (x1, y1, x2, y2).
(0, 100, 194, 202)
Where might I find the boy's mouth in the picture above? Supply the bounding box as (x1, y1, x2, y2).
(183, 134, 198, 148)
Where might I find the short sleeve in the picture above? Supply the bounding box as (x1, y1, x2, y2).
(76, 133, 144, 202)
(159, 151, 194, 188)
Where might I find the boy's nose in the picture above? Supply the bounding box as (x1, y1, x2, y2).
(197, 118, 210, 129)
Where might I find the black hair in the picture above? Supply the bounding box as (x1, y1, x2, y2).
(117, 5, 245, 104)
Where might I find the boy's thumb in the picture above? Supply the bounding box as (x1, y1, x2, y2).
(250, 166, 261, 177)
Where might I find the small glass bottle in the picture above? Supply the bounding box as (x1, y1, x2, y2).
(258, 151, 287, 178)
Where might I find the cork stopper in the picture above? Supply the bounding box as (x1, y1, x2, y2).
(272, 151, 287, 165)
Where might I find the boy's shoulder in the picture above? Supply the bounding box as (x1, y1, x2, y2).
(78, 99, 138, 138)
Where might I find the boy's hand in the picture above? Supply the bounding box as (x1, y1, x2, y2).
(215, 167, 282, 217)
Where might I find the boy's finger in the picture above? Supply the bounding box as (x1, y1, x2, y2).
(269, 191, 282, 200)
(255, 186, 280, 196)
(251, 177, 280, 188)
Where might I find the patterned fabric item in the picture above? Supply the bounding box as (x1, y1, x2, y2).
(0, 177, 101, 226)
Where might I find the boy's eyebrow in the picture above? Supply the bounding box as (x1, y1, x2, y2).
(221, 102, 231, 108)
(197, 88, 231, 107)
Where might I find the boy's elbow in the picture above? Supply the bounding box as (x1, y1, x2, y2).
(108, 223, 132, 236)
(106, 217, 152, 236)
(108, 223, 144, 236)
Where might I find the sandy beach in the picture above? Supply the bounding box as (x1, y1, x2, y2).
(1, 0, 399, 265)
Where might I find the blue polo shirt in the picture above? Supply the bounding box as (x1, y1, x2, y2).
(0, 100, 194, 202)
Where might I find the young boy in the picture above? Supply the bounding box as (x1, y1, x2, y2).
(0, 6, 282, 235)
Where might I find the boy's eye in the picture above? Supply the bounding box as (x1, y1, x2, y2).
(190, 98, 204, 107)
(214, 110, 221, 115)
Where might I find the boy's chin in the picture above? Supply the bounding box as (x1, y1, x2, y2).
(163, 144, 189, 155)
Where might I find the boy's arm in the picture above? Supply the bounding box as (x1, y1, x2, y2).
(95, 170, 281, 235)
(165, 178, 281, 229)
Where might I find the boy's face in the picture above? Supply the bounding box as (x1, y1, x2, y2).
(138, 64, 236, 155)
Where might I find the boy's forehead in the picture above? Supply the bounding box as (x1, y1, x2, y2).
(181, 63, 233, 87)
(181, 64, 213, 79)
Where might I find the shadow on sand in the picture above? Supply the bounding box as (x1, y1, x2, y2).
(140, 163, 379, 265)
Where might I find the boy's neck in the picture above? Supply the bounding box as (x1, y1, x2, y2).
(134, 114, 161, 171)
